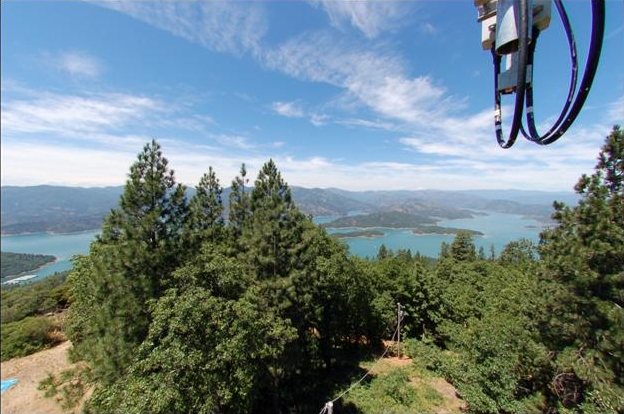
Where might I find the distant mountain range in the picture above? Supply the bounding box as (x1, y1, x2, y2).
(0, 185, 577, 235)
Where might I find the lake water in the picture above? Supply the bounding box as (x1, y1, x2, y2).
(0, 212, 547, 284)
(328, 212, 547, 258)
(1, 230, 99, 284)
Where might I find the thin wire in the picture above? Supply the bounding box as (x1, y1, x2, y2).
(321, 314, 405, 411)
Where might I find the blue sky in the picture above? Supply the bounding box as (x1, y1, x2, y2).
(1, 1, 622, 191)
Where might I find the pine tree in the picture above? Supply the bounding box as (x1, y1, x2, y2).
(243, 159, 306, 279)
(228, 163, 250, 240)
(67, 140, 188, 386)
(539, 125, 624, 412)
(183, 166, 224, 256)
(450, 230, 477, 262)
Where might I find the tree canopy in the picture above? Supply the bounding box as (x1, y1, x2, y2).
(66, 127, 623, 414)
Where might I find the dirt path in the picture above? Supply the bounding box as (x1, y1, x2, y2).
(1, 341, 83, 414)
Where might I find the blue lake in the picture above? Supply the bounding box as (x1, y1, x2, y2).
(0, 212, 547, 284)
(328, 212, 547, 258)
(1, 230, 99, 284)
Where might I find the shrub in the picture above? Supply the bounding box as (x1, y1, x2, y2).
(1, 316, 64, 361)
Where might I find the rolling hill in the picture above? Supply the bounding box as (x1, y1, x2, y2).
(1, 185, 569, 235)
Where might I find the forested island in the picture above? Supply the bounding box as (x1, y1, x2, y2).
(2, 127, 622, 414)
(322, 211, 483, 236)
(1, 252, 56, 278)
(330, 229, 385, 239)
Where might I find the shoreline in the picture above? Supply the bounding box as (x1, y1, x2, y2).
(1, 228, 101, 237)
(327, 225, 484, 237)
(1, 257, 59, 281)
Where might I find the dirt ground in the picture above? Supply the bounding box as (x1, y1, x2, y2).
(1, 341, 86, 414)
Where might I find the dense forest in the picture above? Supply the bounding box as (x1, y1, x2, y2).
(1, 252, 56, 278)
(56, 126, 623, 413)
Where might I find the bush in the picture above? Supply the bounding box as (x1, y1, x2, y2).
(1, 272, 69, 323)
(1, 316, 64, 361)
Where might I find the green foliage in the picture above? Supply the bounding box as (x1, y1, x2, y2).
(428, 258, 552, 413)
(67, 140, 188, 384)
(1, 251, 56, 278)
(38, 367, 92, 410)
(498, 237, 538, 266)
(539, 125, 624, 413)
(449, 230, 477, 262)
(228, 163, 250, 240)
(0, 272, 69, 362)
(67, 147, 384, 414)
(86, 287, 296, 414)
(64, 131, 624, 414)
(1, 316, 64, 361)
(343, 366, 444, 414)
(183, 166, 225, 256)
(1, 272, 69, 323)
(242, 159, 307, 279)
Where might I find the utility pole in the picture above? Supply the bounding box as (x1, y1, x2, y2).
(397, 302, 403, 359)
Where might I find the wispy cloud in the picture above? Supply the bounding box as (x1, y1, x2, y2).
(53, 50, 104, 78)
(271, 101, 304, 118)
(99, 2, 268, 56)
(310, 113, 329, 127)
(312, 1, 412, 38)
(100, 2, 453, 132)
(263, 31, 451, 121)
(0, 83, 254, 165)
(1, 91, 162, 136)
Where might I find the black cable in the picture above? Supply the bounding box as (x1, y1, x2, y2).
(537, 0, 605, 145)
(493, 0, 531, 149)
(522, 0, 604, 145)
(521, 0, 578, 142)
(490, 0, 605, 148)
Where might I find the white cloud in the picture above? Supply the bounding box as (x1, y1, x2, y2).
(312, 1, 412, 38)
(213, 134, 254, 150)
(100, 3, 457, 135)
(262, 31, 455, 127)
(419, 22, 437, 35)
(54, 51, 104, 78)
(1, 91, 162, 136)
(0, 141, 137, 186)
(99, 2, 268, 57)
(271, 101, 305, 118)
(310, 113, 329, 126)
(337, 118, 398, 131)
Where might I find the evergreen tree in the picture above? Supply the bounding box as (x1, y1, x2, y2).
(439, 241, 451, 259)
(243, 159, 306, 279)
(498, 238, 537, 266)
(183, 166, 224, 256)
(450, 230, 477, 262)
(540, 125, 624, 412)
(228, 163, 249, 240)
(85, 286, 296, 414)
(67, 140, 187, 386)
(376, 244, 391, 260)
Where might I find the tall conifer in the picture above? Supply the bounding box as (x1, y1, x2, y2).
(183, 166, 224, 256)
(67, 140, 187, 385)
(540, 125, 624, 412)
(244, 159, 305, 279)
